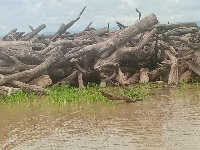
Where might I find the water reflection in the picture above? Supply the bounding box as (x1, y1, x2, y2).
(0, 86, 200, 150)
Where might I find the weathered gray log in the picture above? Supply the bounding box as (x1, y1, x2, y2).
(157, 22, 197, 31)
(100, 78, 107, 87)
(0, 74, 44, 94)
(86, 31, 104, 42)
(39, 39, 94, 55)
(139, 68, 149, 83)
(179, 70, 193, 83)
(48, 68, 65, 77)
(29, 26, 35, 31)
(29, 74, 52, 88)
(20, 24, 46, 41)
(101, 91, 142, 103)
(84, 22, 93, 31)
(165, 49, 178, 85)
(0, 47, 63, 85)
(116, 21, 127, 29)
(32, 43, 46, 50)
(185, 61, 200, 76)
(11, 80, 45, 94)
(126, 72, 140, 84)
(0, 46, 44, 64)
(77, 71, 84, 88)
(165, 27, 199, 36)
(168, 36, 200, 50)
(13, 32, 25, 40)
(65, 13, 158, 61)
(0, 52, 28, 74)
(2, 28, 17, 41)
(0, 86, 20, 95)
(149, 65, 169, 82)
(94, 28, 157, 70)
(115, 68, 128, 85)
(0, 41, 32, 50)
(55, 71, 77, 85)
(136, 8, 141, 20)
(53, 6, 87, 39)
(75, 27, 109, 38)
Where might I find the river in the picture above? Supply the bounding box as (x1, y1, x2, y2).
(0, 85, 200, 150)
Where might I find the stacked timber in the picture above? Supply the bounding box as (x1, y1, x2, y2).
(0, 6, 200, 95)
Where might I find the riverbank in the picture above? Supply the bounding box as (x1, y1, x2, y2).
(0, 82, 200, 105)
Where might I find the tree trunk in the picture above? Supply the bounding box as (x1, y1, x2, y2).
(21, 24, 46, 41)
(0, 47, 63, 85)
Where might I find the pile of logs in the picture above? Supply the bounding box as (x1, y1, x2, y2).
(0, 6, 200, 95)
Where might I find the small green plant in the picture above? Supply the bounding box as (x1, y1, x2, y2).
(0, 83, 165, 105)
(124, 84, 151, 99)
(0, 91, 36, 104)
(48, 85, 109, 104)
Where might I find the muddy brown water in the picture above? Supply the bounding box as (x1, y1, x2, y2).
(0, 86, 200, 150)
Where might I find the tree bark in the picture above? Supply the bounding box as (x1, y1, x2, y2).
(21, 24, 46, 41)
(64, 13, 158, 61)
(165, 49, 178, 85)
(0, 47, 63, 85)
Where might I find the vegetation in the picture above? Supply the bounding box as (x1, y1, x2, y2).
(0, 83, 166, 105)
(1, 82, 200, 105)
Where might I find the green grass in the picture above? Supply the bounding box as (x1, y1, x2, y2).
(0, 91, 36, 104)
(48, 85, 109, 104)
(0, 83, 165, 105)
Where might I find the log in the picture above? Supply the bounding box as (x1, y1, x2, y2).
(0, 53, 27, 74)
(157, 22, 197, 31)
(53, 6, 87, 39)
(13, 32, 25, 40)
(1, 12, 200, 90)
(0, 41, 32, 50)
(100, 79, 107, 87)
(0, 86, 20, 96)
(39, 39, 94, 55)
(0, 47, 63, 85)
(136, 8, 141, 20)
(139, 68, 149, 83)
(94, 28, 157, 70)
(55, 71, 77, 85)
(165, 27, 199, 36)
(127, 72, 140, 84)
(84, 22, 93, 31)
(165, 49, 178, 85)
(20, 24, 46, 41)
(116, 21, 127, 29)
(11, 80, 45, 94)
(77, 71, 84, 88)
(100, 91, 142, 103)
(168, 36, 200, 50)
(65, 13, 158, 61)
(29, 74, 52, 88)
(0, 46, 44, 64)
(75, 27, 109, 38)
(185, 61, 200, 76)
(179, 70, 193, 83)
(2, 28, 17, 41)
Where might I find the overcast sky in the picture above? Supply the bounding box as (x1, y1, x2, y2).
(0, 0, 200, 35)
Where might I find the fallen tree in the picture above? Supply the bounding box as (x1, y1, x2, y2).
(0, 7, 200, 97)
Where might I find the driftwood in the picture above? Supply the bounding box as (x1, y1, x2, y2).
(136, 8, 141, 20)
(0, 8, 200, 96)
(52, 6, 87, 40)
(21, 24, 46, 41)
(101, 91, 142, 103)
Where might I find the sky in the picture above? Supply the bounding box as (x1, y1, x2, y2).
(0, 0, 200, 35)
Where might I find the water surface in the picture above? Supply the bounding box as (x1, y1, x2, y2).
(0, 86, 200, 150)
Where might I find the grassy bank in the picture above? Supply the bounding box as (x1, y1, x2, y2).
(0, 83, 165, 105)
